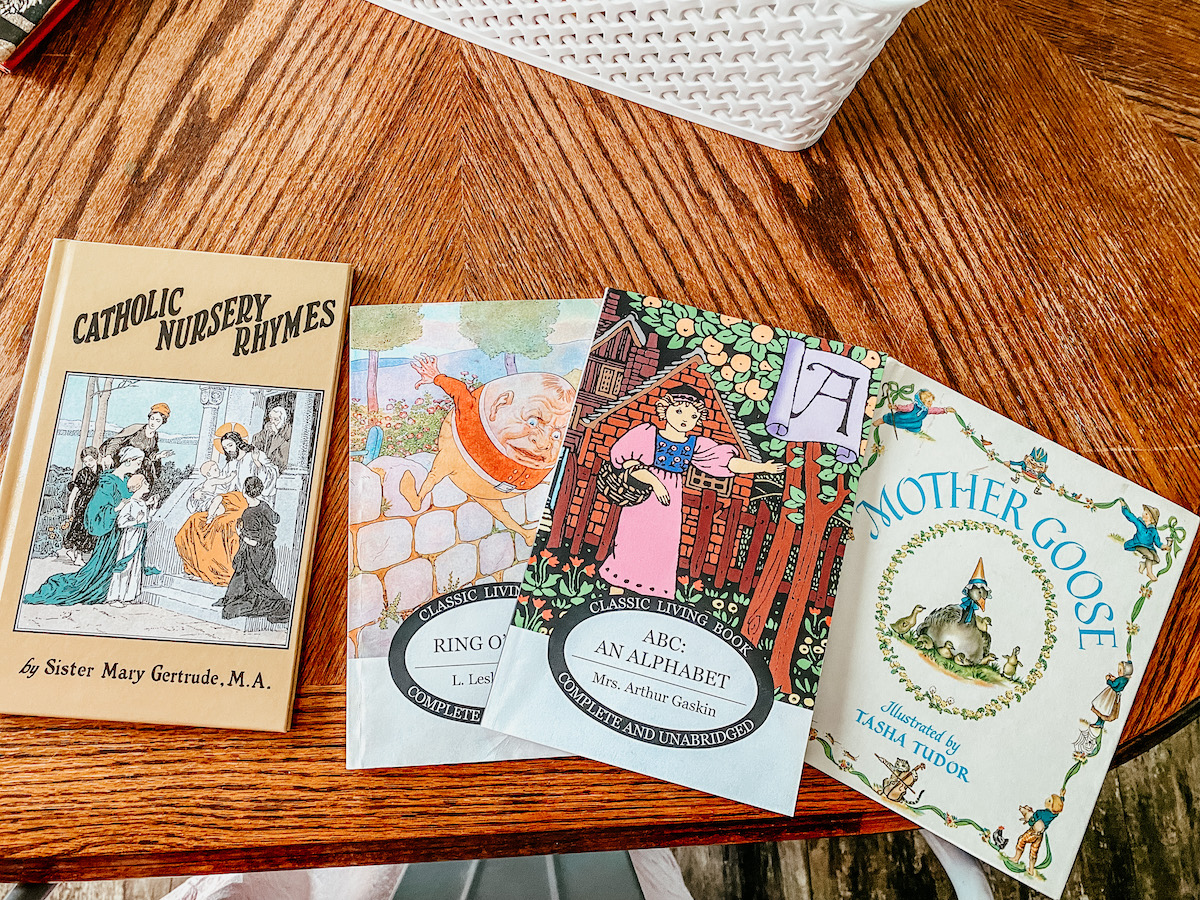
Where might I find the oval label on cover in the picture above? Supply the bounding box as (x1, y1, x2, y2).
(547, 597, 774, 746)
(389, 583, 517, 723)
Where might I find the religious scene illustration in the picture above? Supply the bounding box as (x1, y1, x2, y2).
(809, 367, 1194, 895)
(513, 289, 885, 704)
(16, 373, 323, 647)
(346, 300, 599, 660)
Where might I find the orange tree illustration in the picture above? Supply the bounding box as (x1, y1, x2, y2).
(628, 293, 882, 693)
(351, 305, 424, 426)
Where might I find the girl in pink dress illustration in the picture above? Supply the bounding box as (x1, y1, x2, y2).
(600, 386, 784, 598)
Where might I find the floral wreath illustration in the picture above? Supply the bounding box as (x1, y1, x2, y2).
(817, 384, 1190, 882)
(874, 520, 1057, 720)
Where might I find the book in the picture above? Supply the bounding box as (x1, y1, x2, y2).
(0, 0, 80, 73)
(481, 288, 886, 814)
(346, 298, 601, 768)
(806, 358, 1197, 897)
(0, 239, 350, 731)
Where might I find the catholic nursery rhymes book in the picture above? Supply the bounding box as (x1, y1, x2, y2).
(806, 359, 1197, 898)
(346, 299, 601, 768)
(0, 240, 350, 731)
(481, 288, 887, 814)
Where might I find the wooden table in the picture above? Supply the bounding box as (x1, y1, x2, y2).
(0, 0, 1197, 883)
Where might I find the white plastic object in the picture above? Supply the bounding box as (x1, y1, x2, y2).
(921, 830, 997, 900)
(368, 0, 929, 150)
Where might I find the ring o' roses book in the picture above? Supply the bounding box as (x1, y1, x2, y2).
(481, 288, 886, 814)
(346, 298, 601, 768)
(805, 358, 1197, 897)
(0, 239, 350, 731)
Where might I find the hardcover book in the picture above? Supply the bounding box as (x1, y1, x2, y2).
(806, 358, 1197, 897)
(346, 298, 600, 768)
(0, 239, 350, 731)
(481, 288, 886, 814)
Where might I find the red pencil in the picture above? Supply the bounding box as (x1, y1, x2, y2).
(1, 0, 82, 74)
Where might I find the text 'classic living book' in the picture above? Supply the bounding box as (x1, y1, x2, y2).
(0, 240, 351, 731)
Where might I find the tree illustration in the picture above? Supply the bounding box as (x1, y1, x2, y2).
(748, 441, 857, 691)
(72, 376, 96, 477)
(92, 377, 114, 450)
(69, 377, 144, 476)
(626, 293, 883, 694)
(90, 377, 137, 452)
(460, 301, 558, 374)
(351, 305, 424, 425)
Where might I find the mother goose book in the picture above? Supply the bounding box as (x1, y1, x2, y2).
(806, 358, 1197, 897)
(0, 240, 350, 731)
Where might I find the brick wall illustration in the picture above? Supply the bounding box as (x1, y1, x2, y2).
(549, 353, 769, 588)
(347, 453, 548, 660)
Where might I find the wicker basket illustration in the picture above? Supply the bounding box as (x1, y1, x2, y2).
(370, 0, 928, 150)
(596, 460, 654, 507)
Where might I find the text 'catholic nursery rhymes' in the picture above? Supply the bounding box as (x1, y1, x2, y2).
(71, 287, 338, 356)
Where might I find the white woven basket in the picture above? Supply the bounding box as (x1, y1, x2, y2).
(369, 0, 928, 150)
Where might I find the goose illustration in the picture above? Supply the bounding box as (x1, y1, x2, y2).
(912, 558, 993, 664)
(1002, 647, 1023, 678)
(891, 605, 925, 635)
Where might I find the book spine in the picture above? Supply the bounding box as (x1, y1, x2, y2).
(275, 264, 354, 731)
(0, 239, 69, 592)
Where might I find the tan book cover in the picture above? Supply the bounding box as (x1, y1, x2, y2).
(0, 240, 350, 731)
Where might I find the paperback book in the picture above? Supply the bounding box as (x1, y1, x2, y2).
(806, 358, 1197, 897)
(482, 288, 886, 814)
(346, 298, 601, 768)
(0, 239, 350, 731)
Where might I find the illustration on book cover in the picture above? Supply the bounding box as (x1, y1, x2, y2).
(488, 288, 885, 759)
(346, 301, 598, 727)
(809, 365, 1195, 896)
(15, 372, 323, 648)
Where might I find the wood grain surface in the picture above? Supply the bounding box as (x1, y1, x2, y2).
(676, 712, 1200, 899)
(6, 713, 1199, 896)
(0, 0, 1197, 882)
